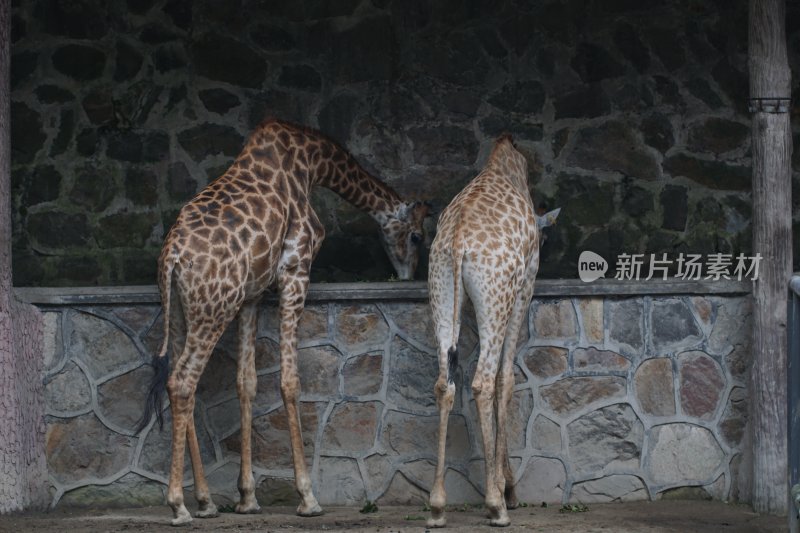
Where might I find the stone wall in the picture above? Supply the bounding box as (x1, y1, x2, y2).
(20, 281, 753, 509)
(9, 0, 800, 285)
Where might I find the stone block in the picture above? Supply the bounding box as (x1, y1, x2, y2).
(47, 414, 136, 485)
(138, 406, 215, 477)
(253, 337, 280, 372)
(25, 164, 63, 206)
(646, 424, 724, 485)
(255, 476, 300, 506)
(578, 298, 604, 344)
(382, 411, 470, 461)
(233, 402, 324, 471)
(297, 346, 341, 396)
(663, 154, 750, 190)
(570, 475, 648, 503)
(567, 121, 659, 180)
(634, 358, 676, 416)
(27, 211, 91, 248)
(567, 404, 643, 475)
(531, 415, 562, 453)
(343, 353, 383, 396)
(708, 297, 751, 379)
(52, 44, 106, 80)
(532, 299, 578, 340)
(381, 303, 435, 350)
(508, 389, 534, 452)
(718, 386, 748, 447)
(106, 306, 160, 338)
(376, 471, 428, 505)
(42, 311, 62, 371)
(177, 123, 244, 161)
(553, 85, 611, 119)
(690, 297, 713, 329)
(44, 362, 91, 414)
(523, 346, 568, 379)
(322, 401, 380, 453)
(190, 33, 267, 88)
(514, 457, 566, 504)
(488, 80, 546, 114)
(660, 185, 689, 231)
(679, 351, 724, 420)
(387, 337, 437, 412)
(571, 42, 625, 83)
(317, 457, 366, 506)
(408, 124, 479, 166)
(402, 460, 483, 504)
(641, 112, 674, 153)
(607, 299, 644, 354)
(97, 365, 152, 430)
(95, 211, 160, 249)
(651, 299, 702, 353)
(68, 312, 142, 380)
(574, 347, 630, 372)
(335, 304, 389, 353)
(364, 453, 393, 498)
(687, 118, 749, 155)
(540, 377, 627, 416)
(58, 473, 164, 508)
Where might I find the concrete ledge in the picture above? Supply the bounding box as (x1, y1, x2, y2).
(14, 278, 752, 306)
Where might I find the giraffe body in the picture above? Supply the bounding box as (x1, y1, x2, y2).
(426, 135, 559, 528)
(142, 119, 428, 525)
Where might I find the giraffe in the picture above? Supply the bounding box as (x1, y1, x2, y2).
(426, 134, 559, 527)
(138, 119, 430, 526)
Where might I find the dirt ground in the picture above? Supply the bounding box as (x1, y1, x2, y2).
(0, 501, 786, 533)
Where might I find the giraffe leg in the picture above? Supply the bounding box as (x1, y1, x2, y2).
(428, 344, 457, 528)
(235, 301, 262, 514)
(166, 376, 193, 526)
(279, 272, 323, 517)
(166, 331, 227, 526)
(186, 399, 219, 518)
(495, 280, 533, 513)
(473, 365, 509, 527)
(466, 267, 515, 527)
(496, 354, 518, 512)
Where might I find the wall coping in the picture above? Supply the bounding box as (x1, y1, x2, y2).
(14, 278, 752, 306)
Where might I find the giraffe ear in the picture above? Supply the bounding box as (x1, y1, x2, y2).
(536, 208, 561, 228)
(399, 201, 432, 221)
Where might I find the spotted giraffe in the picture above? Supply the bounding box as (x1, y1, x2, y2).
(139, 119, 429, 526)
(426, 135, 559, 528)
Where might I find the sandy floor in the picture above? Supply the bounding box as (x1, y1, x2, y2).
(0, 501, 787, 533)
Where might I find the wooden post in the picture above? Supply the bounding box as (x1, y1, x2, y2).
(0, 0, 47, 513)
(748, 0, 792, 515)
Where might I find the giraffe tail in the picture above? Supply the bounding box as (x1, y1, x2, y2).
(447, 246, 465, 385)
(136, 254, 175, 434)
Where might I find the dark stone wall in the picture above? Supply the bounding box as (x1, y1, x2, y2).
(9, 0, 800, 285)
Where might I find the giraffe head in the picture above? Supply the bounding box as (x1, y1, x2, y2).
(378, 201, 431, 280)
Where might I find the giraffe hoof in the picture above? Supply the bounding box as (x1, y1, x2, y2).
(505, 496, 519, 510)
(296, 502, 323, 517)
(194, 504, 219, 519)
(170, 512, 193, 527)
(489, 514, 511, 527)
(427, 516, 447, 528)
(235, 502, 262, 514)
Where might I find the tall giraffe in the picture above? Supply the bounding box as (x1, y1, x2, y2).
(426, 135, 558, 527)
(139, 119, 429, 526)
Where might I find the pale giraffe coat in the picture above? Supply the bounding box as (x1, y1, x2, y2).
(426, 135, 559, 528)
(140, 119, 429, 526)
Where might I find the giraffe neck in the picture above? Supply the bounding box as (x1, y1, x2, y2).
(314, 146, 404, 222)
